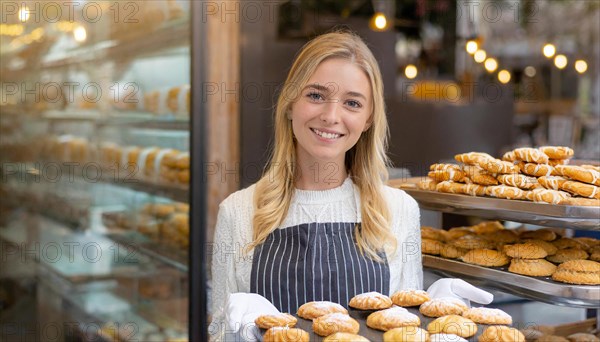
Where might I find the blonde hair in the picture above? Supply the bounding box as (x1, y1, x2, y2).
(249, 31, 395, 261)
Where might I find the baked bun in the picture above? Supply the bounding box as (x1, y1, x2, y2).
(422, 239, 444, 255)
(313, 313, 359, 336)
(421, 226, 448, 242)
(419, 298, 468, 317)
(551, 259, 600, 285)
(348, 292, 392, 310)
(462, 307, 512, 325)
(478, 326, 525, 342)
(390, 289, 430, 307)
(383, 327, 429, 342)
(461, 249, 510, 267)
(430, 334, 468, 342)
(503, 243, 548, 259)
(366, 307, 420, 332)
(546, 248, 589, 264)
(508, 258, 557, 277)
(323, 332, 369, 342)
(297, 301, 347, 320)
(263, 327, 309, 342)
(520, 229, 557, 242)
(521, 239, 558, 256)
(427, 315, 477, 338)
(255, 313, 298, 329)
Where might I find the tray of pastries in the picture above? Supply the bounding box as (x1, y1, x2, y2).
(420, 223, 600, 307)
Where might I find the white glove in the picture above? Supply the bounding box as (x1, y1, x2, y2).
(427, 278, 493, 307)
(226, 293, 280, 342)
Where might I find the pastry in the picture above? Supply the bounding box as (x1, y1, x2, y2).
(440, 244, 468, 259)
(418, 178, 439, 191)
(297, 301, 347, 320)
(436, 181, 465, 194)
(421, 226, 448, 242)
(461, 249, 510, 267)
(427, 315, 477, 338)
(502, 150, 517, 162)
(463, 307, 512, 325)
(520, 239, 558, 256)
(419, 298, 468, 317)
(455, 152, 494, 165)
(520, 328, 544, 341)
(497, 174, 538, 190)
(546, 248, 589, 264)
(470, 221, 504, 235)
(479, 326, 525, 342)
(462, 165, 498, 185)
(537, 176, 567, 190)
(551, 259, 600, 285)
(323, 332, 369, 342)
(176, 152, 190, 169)
(313, 313, 359, 336)
(348, 292, 392, 310)
(504, 243, 548, 259)
(548, 159, 569, 167)
(477, 158, 520, 174)
(555, 165, 600, 186)
(451, 236, 495, 250)
(566, 333, 600, 342)
(562, 197, 600, 207)
(531, 188, 571, 204)
(430, 334, 468, 342)
(538, 146, 574, 160)
(520, 229, 557, 242)
(508, 258, 557, 276)
(422, 239, 444, 255)
(366, 307, 420, 331)
(390, 289, 430, 307)
(552, 238, 588, 250)
(521, 163, 557, 177)
(574, 237, 600, 248)
(430, 163, 462, 172)
(428, 170, 466, 182)
(463, 183, 487, 196)
(446, 227, 475, 240)
(255, 313, 298, 329)
(535, 335, 569, 342)
(486, 185, 526, 200)
(480, 230, 519, 244)
(560, 180, 600, 199)
(513, 147, 550, 164)
(263, 327, 309, 342)
(580, 165, 600, 172)
(383, 327, 429, 342)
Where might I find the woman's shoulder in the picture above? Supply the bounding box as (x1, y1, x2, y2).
(382, 184, 419, 211)
(219, 183, 256, 212)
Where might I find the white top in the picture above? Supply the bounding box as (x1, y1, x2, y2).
(209, 177, 422, 334)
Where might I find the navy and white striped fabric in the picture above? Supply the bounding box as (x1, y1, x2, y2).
(250, 222, 390, 313)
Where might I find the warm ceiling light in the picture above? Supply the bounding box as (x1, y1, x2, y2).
(554, 54, 567, 69)
(466, 40, 478, 54)
(543, 43, 556, 58)
(371, 13, 387, 31)
(474, 50, 487, 63)
(405, 64, 417, 79)
(18, 6, 30, 22)
(575, 60, 588, 74)
(484, 58, 498, 72)
(498, 70, 511, 84)
(524, 66, 536, 77)
(74, 26, 87, 42)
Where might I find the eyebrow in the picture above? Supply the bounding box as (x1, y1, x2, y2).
(304, 83, 367, 100)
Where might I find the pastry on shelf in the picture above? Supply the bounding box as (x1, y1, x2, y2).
(366, 307, 420, 331)
(313, 313, 359, 336)
(551, 259, 600, 285)
(297, 301, 347, 320)
(348, 291, 392, 310)
(508, 258, 557, 277)
(390, 289, 430, 307)
(426, 315, 477, 338)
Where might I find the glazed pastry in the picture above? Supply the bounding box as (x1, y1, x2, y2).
(455, 152, 494, 165)
(348, 292, 392, 310)
(477, 158, 520, 174)
(478, 326, 525, 342)
(551, 259, 600, 285)
(323, 332, 369, 342)
(546, 248, 589, 264)
(562, 197, 600, 207)
(463, 183, 487, 196)
(502, 150, 517, 162)
(383, 327, 429, 342)
(440, 244, 468, 259)
(538, 146, 574, 160)
(560, 180, 600, 199)
(520, 239, 558, 256)
(255, 313, 298, 329)
(430, 163, 462, 172)
(513, 147, 550, 164)
(436, 181, 465, 194)
(297, 301, 347, 320)
(461, 249, 510, 267)
(580, 165, 600, 172)
(548, 159, 570, 167)
(486, 185, 526, 200)
(537, 176, 567, 190)
(521, 163, 557, 177)
(555, 165, 600, 186)
(313, 313, 359, 336)
(418, 178, 439, 191)
(366, 307, 420, 331)
(422, 239, 444, 255)
(520, 229, 557, 242)
(426, 315, 477, 338)
(508, 258, 557, 276)
(419, 298, 468, 317)
(503, 243, 548, 259)
(428, 170, 466, 182)
(462, 165, 498, 185)
(263, 327, 309, 342)
(421, 226, 448, 242)
(531, 188, 571, 204)
(497, 174, 538, 190)
(462, 307, 512, 325)
(390, 289, 430, 307)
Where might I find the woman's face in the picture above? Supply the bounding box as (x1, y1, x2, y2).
(290, 58, 373, 169)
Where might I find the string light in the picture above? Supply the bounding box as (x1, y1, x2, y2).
(554, 54, 567, 69)
(474, 50, 487, 63)
(466, 40, 478, 54)
(484, 58, 498, 72)
(543, 43, 556, 58)
(405, 65, 417, 79)
(498, 70, 511, 84)
(370, 13, 388, 31)
(575, 60, 588, 74)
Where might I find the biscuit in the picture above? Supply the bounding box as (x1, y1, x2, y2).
(390, 290, 430, 307)
(383, 327, 429, 342)
(504, 243, 548, 259)
(348, 292, 392, 310)
(538, 146, 574, 160)
(553, 238, 588, 250)
(471, 221, 504, 235)
(555, 165, 600, 186)
(419, 298, 468, 317)
(297, 301, 348, 320)
(562, 197, 600, 207)
(513, 147, 550, 164)
(546, 248, 589, 264)
(455, 152, 494, 165)
(462, 165, 498, 186)
(462, 307, 512, 325)
(520, 229, 557, 242)
(255, 313, 298, 329)
(531, 188, 571, 205)
(508, 258, 557, 276)
(560, 180, 600, 199)
(430, 334, 468, 342)
(440, 244, 469, 259)
(461, 249, 510, 267)
(422, 239, 445, 255)
(520, 239, 558, 256)
(479, 326, 525, 342)
(323, 332, 369, 342)
(421, 226, 448, 242)
(452, 236, 495, 250)
(426, 315, 477, 338)
(263, 327, 309, 342)
(313, 313, 359, 337)
(537, 176, 567, 190)
(478, 158, 520, 174)
(497, 174, 538, 190)
(366, 307, 420, 331)
(428, 170, 466, 182)
(418, 179, 438, 191)
(486, 185, 526, 200)
(566, 333, 600, 342)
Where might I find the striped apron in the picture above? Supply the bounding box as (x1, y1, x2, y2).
(249, 222, 390, 312)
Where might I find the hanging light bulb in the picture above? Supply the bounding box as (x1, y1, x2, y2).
(498, 70, 511, 84)
(466, 40, 478, 54)
(484, 58, 498, 72)
(474, 50, 487, 63)
(543, 43, 556, 58)
(405, 64, 417, 79)
(554, 54, 567, 69)
(370, 12, 388, 31)
(575, 60, 588, 74)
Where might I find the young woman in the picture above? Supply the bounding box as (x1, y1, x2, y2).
(210, 30, 422, 338)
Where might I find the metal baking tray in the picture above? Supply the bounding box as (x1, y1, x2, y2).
(423, 255, 600, 308)
(405, 189, 600, 230)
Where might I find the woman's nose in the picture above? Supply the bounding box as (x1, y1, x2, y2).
(320, 101, 340, 124)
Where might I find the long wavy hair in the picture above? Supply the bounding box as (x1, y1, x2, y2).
(249, 31, 395, 261)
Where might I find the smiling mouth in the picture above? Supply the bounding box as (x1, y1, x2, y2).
(311, 128, 344, 139)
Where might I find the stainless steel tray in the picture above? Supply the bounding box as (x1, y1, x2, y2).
(405, 189, 600, 230)
(424, 255, 600, 308)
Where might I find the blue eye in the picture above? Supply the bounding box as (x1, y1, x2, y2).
(307, 92, 323, 101)
(346, 100, 362, 108)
